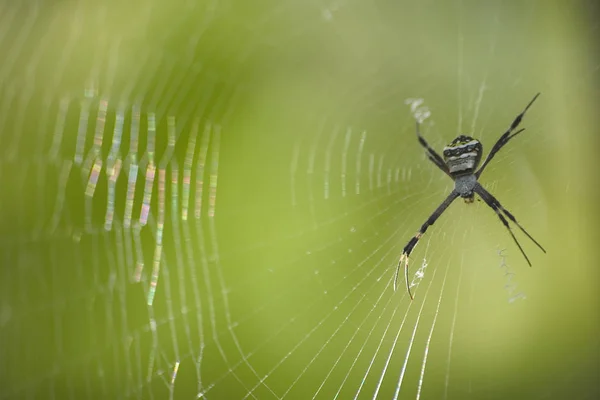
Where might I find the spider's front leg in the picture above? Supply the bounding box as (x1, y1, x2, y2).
(394, 235, 422, 300)
(474, 183, 546, 265)
(395, 191, 459, 299)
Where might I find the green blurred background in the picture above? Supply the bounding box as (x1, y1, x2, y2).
(0, 0, 598, 399)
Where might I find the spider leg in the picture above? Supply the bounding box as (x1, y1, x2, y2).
(497, 207, 546, 253)
(476, 93, 540, 178)
(415, 122, 452, 177)
(474, 184, 545, 267)
(394, 191, 459, 299)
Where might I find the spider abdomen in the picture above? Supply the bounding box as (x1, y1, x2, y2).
(443, 135, 483, 176)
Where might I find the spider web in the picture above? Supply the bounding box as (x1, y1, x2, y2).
(1, 0, 599, 399)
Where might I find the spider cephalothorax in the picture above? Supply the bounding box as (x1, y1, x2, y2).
(395, 93, 546, 300)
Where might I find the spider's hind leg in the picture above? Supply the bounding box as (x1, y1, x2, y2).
(476, 93, 541, 178)
(415, 122, 452, 177)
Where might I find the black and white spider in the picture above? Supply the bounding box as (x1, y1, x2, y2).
(396, 93, 546, 300)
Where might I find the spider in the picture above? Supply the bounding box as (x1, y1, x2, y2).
(396, 93, 546, 300)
